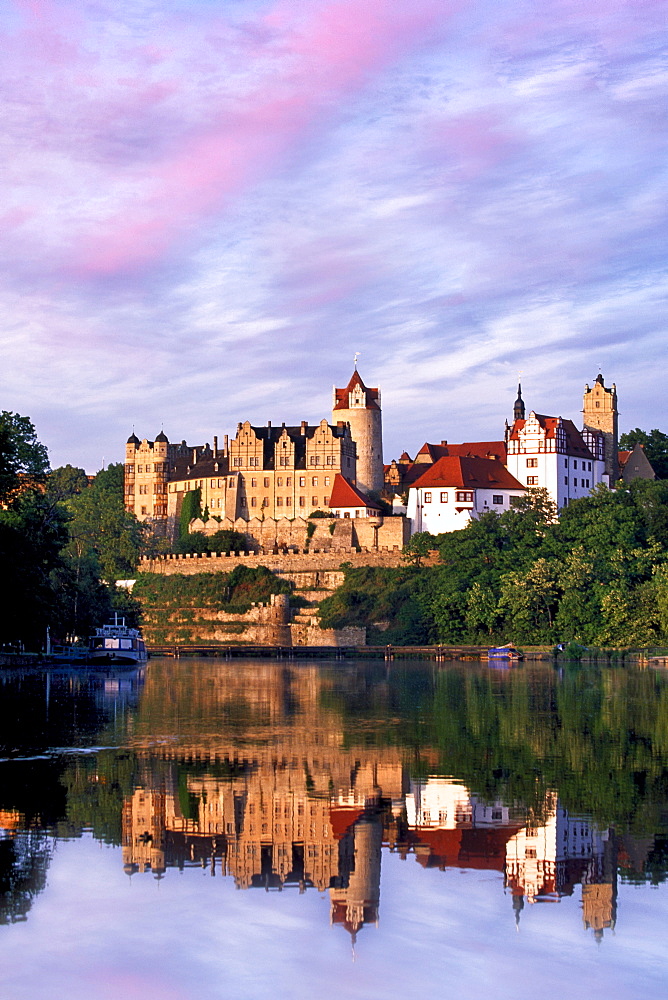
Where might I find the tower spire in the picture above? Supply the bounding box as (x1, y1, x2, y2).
(514, 382, 525, 421)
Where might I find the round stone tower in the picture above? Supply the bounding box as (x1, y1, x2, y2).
(332, 369, 383, 496)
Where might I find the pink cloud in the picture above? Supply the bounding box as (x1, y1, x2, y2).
(57, 0, 456, 276)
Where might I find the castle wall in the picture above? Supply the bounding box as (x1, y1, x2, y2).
(140, 547, 403, 577)
(187, 514, 408, 553)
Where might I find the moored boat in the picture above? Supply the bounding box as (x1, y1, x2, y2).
(488, 643, 522, 661)
(87, 616, 148, 666)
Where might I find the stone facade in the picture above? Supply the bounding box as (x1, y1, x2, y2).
(582, 374, 619, 482)
(187, 511, 408, 552)
(333, 369, 384, 496)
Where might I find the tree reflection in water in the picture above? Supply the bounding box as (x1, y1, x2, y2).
(0, 658, 667, 943)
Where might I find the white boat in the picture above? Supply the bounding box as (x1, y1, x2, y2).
(87, 615, 148, 666)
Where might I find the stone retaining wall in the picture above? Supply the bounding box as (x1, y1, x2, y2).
(140, 547, 405, 576)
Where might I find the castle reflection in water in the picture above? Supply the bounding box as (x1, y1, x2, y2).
(117, 659, 627, 941)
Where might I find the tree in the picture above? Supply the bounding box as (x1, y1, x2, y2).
(402, 531, 433, 567)
(0, 411, 50, 504)
(65, 464, 144, 582)
(619, 428, 668, 479)
(47, 465, 89, 501)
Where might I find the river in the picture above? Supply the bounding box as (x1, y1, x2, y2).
(0, 657, 667, 999)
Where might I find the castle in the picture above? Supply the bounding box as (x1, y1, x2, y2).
(125, 370, 653, 544)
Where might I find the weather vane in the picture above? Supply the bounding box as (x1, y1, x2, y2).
(354, 352, 360, 369)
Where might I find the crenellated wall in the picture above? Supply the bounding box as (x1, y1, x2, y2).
(187, 513, 408, 553)
(139, 546, 405, 576)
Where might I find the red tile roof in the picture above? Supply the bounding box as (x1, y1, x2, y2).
(411, 456, 525, 491)
(415, 440, 507, 462)
(333, 370, 380, 411)
(509, 414, 593, 458)
(328, 473, 382, 509)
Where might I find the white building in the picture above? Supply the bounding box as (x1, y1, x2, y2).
(407, 456, 526, 535)
(505, 411, 606, 511)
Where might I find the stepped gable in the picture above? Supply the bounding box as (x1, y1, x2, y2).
(508, 414, 593, 459)
(233, 419, 350, 469)
(333, 370, 380, 411)
(411, 455, 524, 491)
(328, 473, 382, 510)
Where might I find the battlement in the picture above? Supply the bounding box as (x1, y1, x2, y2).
(139, 546, 404, 576)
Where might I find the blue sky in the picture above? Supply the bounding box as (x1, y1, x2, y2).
(1, 0, 666, 471)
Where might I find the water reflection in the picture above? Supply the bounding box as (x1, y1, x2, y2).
(0, 658, 667, 949)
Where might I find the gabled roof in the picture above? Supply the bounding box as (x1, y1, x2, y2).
(411, 456, 525, 491)
(414, 440, 507, 464)
(328, 473, 382, 509)
(333, 370, 380, 411)
(509, 414, 593, 458)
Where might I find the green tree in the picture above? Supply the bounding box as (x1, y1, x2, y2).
(402, 531, 433, 567)
(47, 465, 89, 501)
(65, 464, 144, 582)
(0, 411, 50, 504)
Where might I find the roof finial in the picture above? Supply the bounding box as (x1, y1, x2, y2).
(354, 351, 360, 370)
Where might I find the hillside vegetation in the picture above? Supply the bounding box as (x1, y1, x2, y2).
(319, 482, 668, 647)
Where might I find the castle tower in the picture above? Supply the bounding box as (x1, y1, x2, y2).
(583, 375, 618, 482)
(513, 383, 525, 421)
(332, 369, 383, 496)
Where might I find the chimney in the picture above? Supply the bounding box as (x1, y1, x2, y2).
(223, 434, 229, 458)
(213, 436, 218, 457)
(301, 420, 308, 435)
(441, 440, 447, 446)
(192, 449, 197, 465)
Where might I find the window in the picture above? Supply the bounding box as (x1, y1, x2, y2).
(326, 455, 335, 466)
(249, 456, 258, 467)
(218, 479, 224, 488)
(312, 496, 318, 506)
(277, 477, 283, 487)
(574, 478, 578, 487)
(276, 497, 282, 506)
(424, 491, 432, 503)
(251, 478, 257, 487)
(509, 496, 522, 507)
(595, 401, 600, 408)
(439, 491, 448, 502)
(264, 477, 269, 488)
(240, 497, 247, 506)
(299, 477, 305, 487)
(344, 511, 350, 518)
(229, 479, 235, 489)
(527, 476, 538, 485)
(233, 457, 241, 467)
(588, 462, 592, 471)
(286, 496, 292, 506)
(492, 495, 503, 505)
(279, 456, 289, 466)
(324, 476, 330, 486)
(526, 458, 538, 468)
(574, 460, 578, 469)
(324, 496, 329, 506)
(455, 491, 474, 502)
(492, 809, 502, 821)
(141, 506, 147, 515)
(251, 497, 257, 507)
(564, 477, 568, 485)
(139, 484, 147, 494)
(312, 477, 318, 487)
(309, 455, 320, 466)
(299, 497, 305, 507)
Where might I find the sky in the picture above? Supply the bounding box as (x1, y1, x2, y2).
(1, 0, 666, 472)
